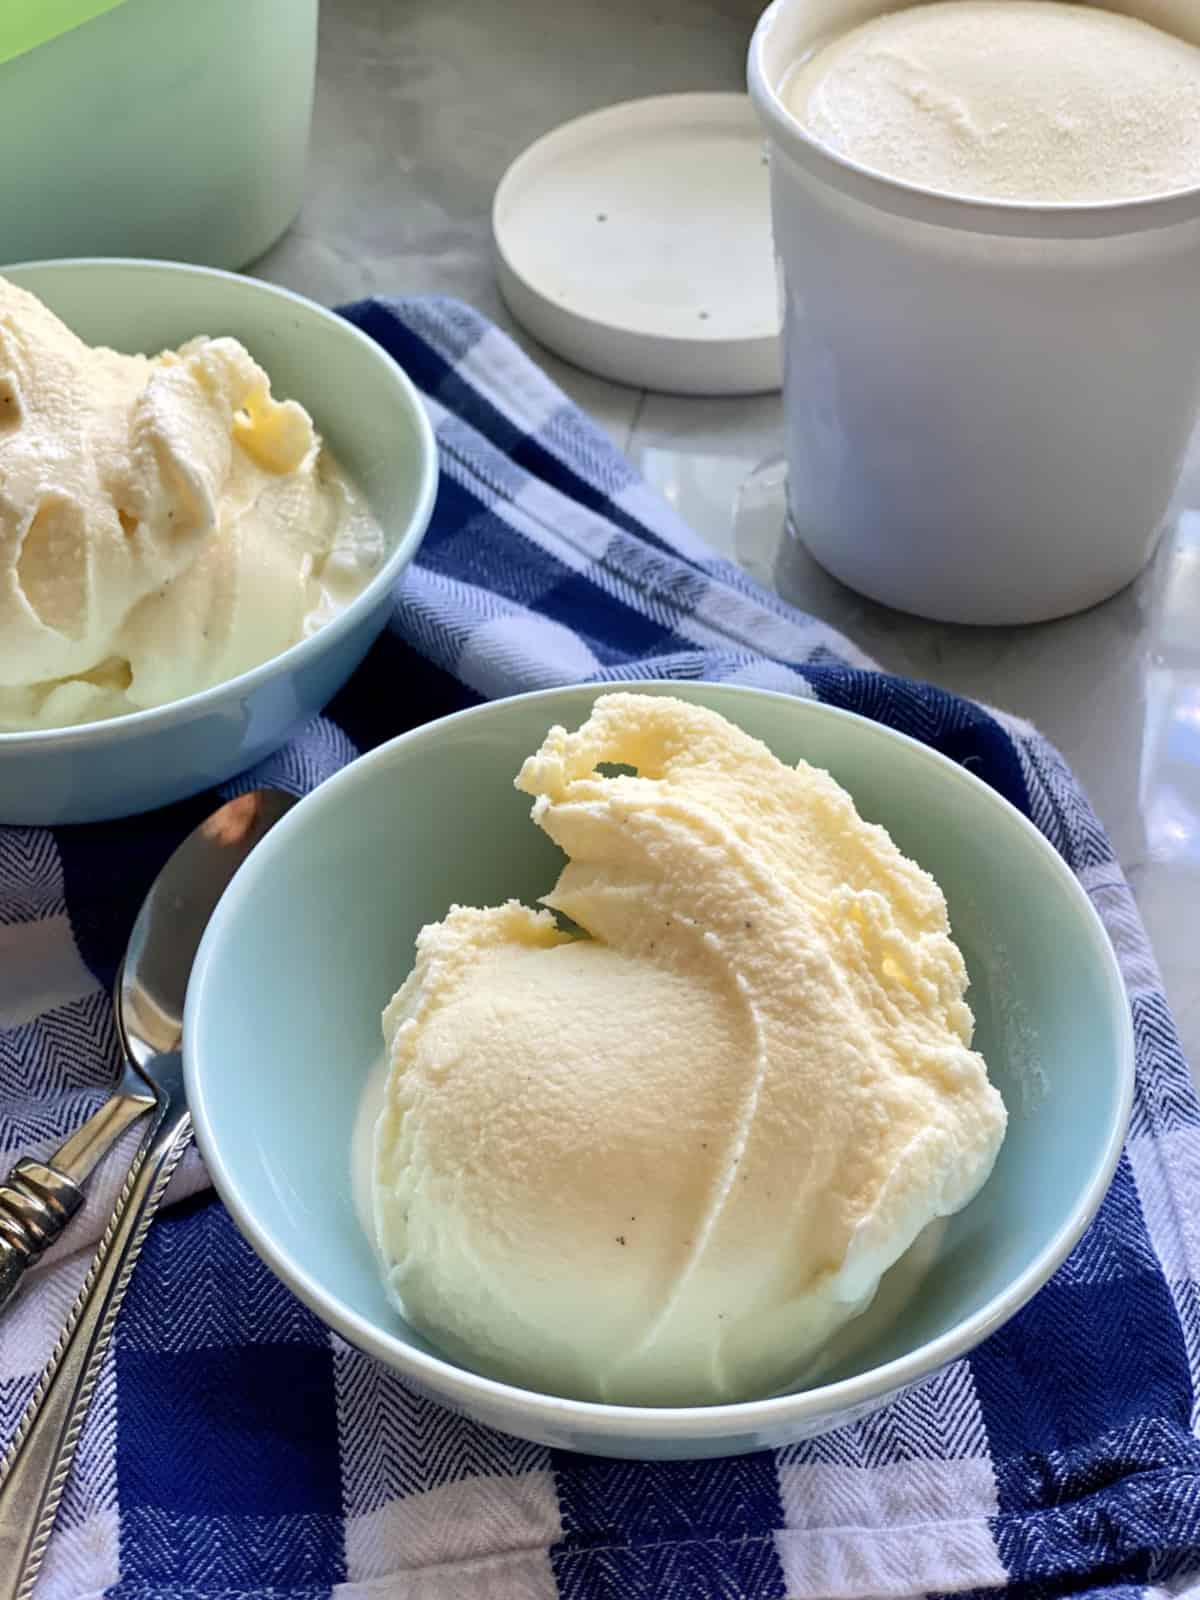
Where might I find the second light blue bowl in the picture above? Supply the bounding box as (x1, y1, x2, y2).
(0, 259, 437, 825)
(186, 682, 1134, 1459)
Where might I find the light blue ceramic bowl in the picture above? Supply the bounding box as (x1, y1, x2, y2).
(0, 259, 437, 825)
(186, 682, 1134, 1460)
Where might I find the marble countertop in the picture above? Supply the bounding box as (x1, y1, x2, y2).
(256, 0, 1199, 1073)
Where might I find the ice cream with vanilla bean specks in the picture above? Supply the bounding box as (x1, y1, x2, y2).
(372, 693, 1007, 1405)
(0, 275, 382, 730)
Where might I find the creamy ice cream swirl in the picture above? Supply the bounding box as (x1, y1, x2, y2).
(0, 276, 382, 730)
(374, 694, 1007, 1406)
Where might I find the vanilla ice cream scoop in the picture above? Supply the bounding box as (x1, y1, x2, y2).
(373, 694, 1007, 1406)
(0, 275, 383, 729)
(785, 1, 1200, 204)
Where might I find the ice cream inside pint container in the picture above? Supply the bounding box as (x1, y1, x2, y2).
(748, 0, 1200, 626)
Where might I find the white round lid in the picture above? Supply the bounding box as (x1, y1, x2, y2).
(492, 93, 781, 397)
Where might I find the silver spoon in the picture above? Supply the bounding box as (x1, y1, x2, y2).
(0, 786, 297, 1600)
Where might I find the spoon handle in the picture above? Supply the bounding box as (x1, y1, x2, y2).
(0, 1161, 83, 1315)
(0, 1086, 157, 1314)
(0, 1069, 191, 1600)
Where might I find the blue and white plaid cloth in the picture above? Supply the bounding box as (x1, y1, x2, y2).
(2, 297, 1198, 1600)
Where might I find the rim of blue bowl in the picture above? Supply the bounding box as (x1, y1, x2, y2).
(0, 257, 438, 748)
(186, 681, 1136, 1444)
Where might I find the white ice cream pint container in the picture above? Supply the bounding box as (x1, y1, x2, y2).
(748, 0, 1200, 625)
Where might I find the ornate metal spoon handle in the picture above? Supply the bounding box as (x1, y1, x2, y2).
(0, 1161, 84, 1312)
(0, 1079, 157, 1313)
(0, 1059, 190, 1600)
